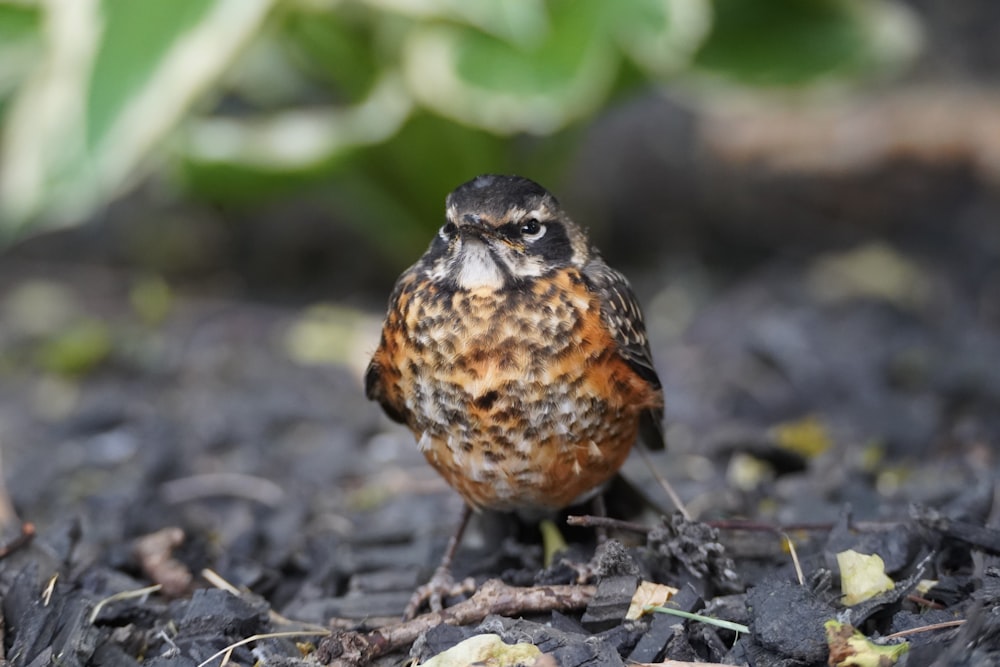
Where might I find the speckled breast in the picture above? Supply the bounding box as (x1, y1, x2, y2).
(387, 269, 655, 512)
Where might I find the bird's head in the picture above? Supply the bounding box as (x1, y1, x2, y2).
(422, 175, 592, 290)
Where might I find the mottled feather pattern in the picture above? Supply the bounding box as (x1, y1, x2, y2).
(369, 271, 664, 508)
(583, 259, 665, 450)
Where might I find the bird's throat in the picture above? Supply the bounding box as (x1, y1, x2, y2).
(454, 240, 505, 290)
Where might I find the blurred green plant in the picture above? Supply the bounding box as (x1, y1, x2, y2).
(0, 0, 920, 253)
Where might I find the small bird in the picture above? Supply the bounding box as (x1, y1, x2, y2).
(365, 174, 664, 616)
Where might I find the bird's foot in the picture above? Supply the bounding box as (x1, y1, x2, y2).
(403, 566, 475, 619)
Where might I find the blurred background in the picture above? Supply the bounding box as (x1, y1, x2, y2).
(0, 0, 998, 541)
(0, 0, 934, 294)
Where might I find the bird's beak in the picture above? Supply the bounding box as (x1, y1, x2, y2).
(457, 214, 495, 241)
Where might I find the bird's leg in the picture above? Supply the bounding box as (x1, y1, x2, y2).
(403, 503, 476, 619)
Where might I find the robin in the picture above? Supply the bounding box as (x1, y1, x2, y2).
(365, 174, 664, 617)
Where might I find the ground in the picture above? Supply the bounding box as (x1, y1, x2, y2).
(0, 95, 999, 666)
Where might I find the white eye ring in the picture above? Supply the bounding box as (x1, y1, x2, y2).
(520, 220, 546, 241)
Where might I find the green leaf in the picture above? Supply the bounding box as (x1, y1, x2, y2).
(694, 0, 921, 86)
(86, 0, 215, 150)
(0, 2, 38, 41)
(279, 5, 382, 102)
(35, 319, 112, 377)
(0, 2, 41, 101)
(360, 0, 550, 48)
(179, 70, 413, 174)
(0, 0, 277, 238)
(613, 0, 711, 77)
(402, 0, 619, 134)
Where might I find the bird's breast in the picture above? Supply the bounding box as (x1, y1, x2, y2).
(382, 269, 652, 511)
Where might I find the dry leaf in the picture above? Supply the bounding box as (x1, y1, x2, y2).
(626, 580, 679, 620)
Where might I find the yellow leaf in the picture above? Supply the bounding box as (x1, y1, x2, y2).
(772, 415, 832, 458)
(283, 304, 373, 368)
(421, 634, 541, 667)
(825, 619, 908, 666)
(808, 242, 929, 308)
(626, 581, 679, 620)
(726, 452, 774, 492)
(838, 550, 894, 606)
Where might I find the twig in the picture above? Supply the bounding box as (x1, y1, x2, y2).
(202, 568, 328, 631)
(707, 518, 908, 533)
(41, 573, 58, 606)
(0, 522, 35, 559)
(134, 527, 192, 596)
(782, 533, 804, 586)
(883, 619, 965, 641)
(201, 568, 241, 595)
(196, 630, 331, 667)
(316, 579, 595, 666)
(905, 593, 944, 610)
(636, 442, 691, 520)
(0, 444, 21, 526)
(565, 514, 650, 533)
(910, 505, 1000, 556)
(707, 519, 832, 533)
(89, 584, 163, 624)
(567, 516, 843, 535)
(161, 473, 284, 507)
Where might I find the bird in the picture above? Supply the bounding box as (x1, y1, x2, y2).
(364, 174, 664, 617)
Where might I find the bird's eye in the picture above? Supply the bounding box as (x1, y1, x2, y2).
(439, 222, 458, 240)
(520, 219, 546, 241)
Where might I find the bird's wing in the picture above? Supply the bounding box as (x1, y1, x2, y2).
(364, 272, 416, 426)
(583, 258, 666, 450)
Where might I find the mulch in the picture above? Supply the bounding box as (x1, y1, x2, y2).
(0, 186, 998, 666)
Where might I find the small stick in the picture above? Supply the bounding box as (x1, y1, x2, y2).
(318, 579, 595, 666)
(134, 527, 192, 596)
(565, 514, 650, 533)
(707, 519, 833, 533)
(196, 630, 331, 667)
(161, 473, 284, 507)
(567, 516, 835, 535)
(89, 584, 163, 624)
(201, 568, 241, 596)
(636, 442, 691, 520)
(782, 532, 805, 587)
(41, 573, 58, 606)
(0, 522, 35, 559)
(202, 568, 327, 631)
(708, 519, 908, 533)
(883, 619, 965, 641)
(905, 593, 944, 610)
(0, 445, 21, 526)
